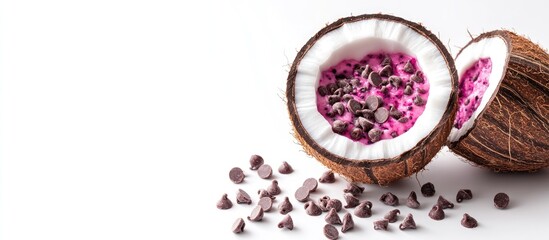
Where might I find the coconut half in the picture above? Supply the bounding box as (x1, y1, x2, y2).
(448, 30, 549, 172)
(286, 14, 458, 185)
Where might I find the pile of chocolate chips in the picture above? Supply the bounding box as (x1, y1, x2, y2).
(218, 155, 510, 236)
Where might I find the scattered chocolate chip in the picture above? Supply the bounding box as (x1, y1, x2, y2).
(247, 205, 264, 221)
(327, 83, 338, 94)
(397, 117, 409, 123)
(328, 95, 341, 105)
(257, 164, 272, 179)
(326, 199, 342, 212)
(354, 201, 372, 218)
(350, 128, 363, 140)
(368, 128, 383, 143)
(323, 224, 339, 240)
(229, 167, 245, 184)
(295, 186, 310, 202)
(258, 189, 275, 200)
(437, 196, 454, 209)
(369, 71, 382, 87)
(411, 71, 424, 83)
(494, 192, 510, 209)
(343, 85, 353, 94)
(325, 208, 342, 225)
(318, 86, 329, 97)
(217, 193, 233, 210)
(343, 193, 360, 208)
(456, 189, 473, 203)
(399, 213, 416, 230)
(359, 109, 375, 120)
(391, 132, 398, 138)
(461, 213, 478, 228)
(417, 87, 427, 94)
(380, 192, 399, 206)
(333, 88, 344, 97)
(232, 218, 245, 233)
(389, 76, 402, 88)
(356, 117, 374, 131)
(379, 65, 393, 77)
(347, 99, 362, 115)
(341, 213, 354, 233)
(343, 183, 365, 196)
(384, 209, 400, 223)
(332, 120, 347, 134)
(279, 196, 293, 214)
(361, 65, 372, 78)
(374, 219, 389, 230)
(342, 94, 353, 101)
(365, 95, 382, 110)
(236, 189, 252, 204)
(319, 170, 336, 183)
(413, 95, 425, 106)
(404, 61, 415, 73)
(267, 180, 281, 195)
(381, 56, 392, 66)
(389, 106, 402, 119)
(350, 78, 360, 87)
(249, 155, 264, 170)
(304, 201, 322, 216)
(359, 87, 367, 92)
(332, 102, 345, 116)
(421, 182, 436, 197)
(374, 107, 389, 123)
(428, 204, 444, 221)
(278, 161, 293, 174)
(379, 85, 388, 94)
(258, 196, 273, 212)
(337, 79, 349, 88)
(318, 195, 331, 210)
(303, 178, 318, 192)
(403, 85, 413, 95)
(406, 191, 420, 209)
(278, 215, 294, 230)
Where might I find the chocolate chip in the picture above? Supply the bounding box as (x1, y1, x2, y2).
(327, 83, 338, 94)
(332, 120, 347, 134)
(413, 95, 425, 106)
(229, 167, 245, 184)
(267, 180, 281, 195)
(343, 193, 360, 208)
(399, 213, 416, 230)
(258, 196, 273, 212)
(335, 74, 346, 80)
(257, 164, 272, 179)
(403, 60, 415, 73)
(319, 170, 336, 183)
(356, 117, 374, 131)
(232, 218, 245, 233)
(417, 87, 427, 94)
(328, 95, 341, 105)
(411, 71, 424, 83)
(406, 191, 420, 209)
(391, 132, 398, 138)
(278, 161, 293, 174)
(279, 196, 293, 214)
(304, 200, 322, 216)
(359, 87, 367, 92)
(350, 128, 363, 140)
(342, 94, 353, 101)
(236, 189, 252, 204)
(384, 209, 400, 223)
(278, 215, 294, 230)
(217, 193, 233, 210)
(337, 79, 349, 88)
(325, 208, 342, 225)
(379, 85, 388, 94)
(350, 78, 360, 87)
(326, 198, 342, 212)
(360, 65, 371, 78)
(303, 178, 318, 192)
(389, 106, 402, 119)
(397, 117, 409, 123)
(347, 99, 362, 115)
(365, 95, 382, 110)
(374, 219, 389, 230)
(368, 128, 382, 143)
(368, 71, 382, 87)
(258, 189, 275, 200)
(353, 201, 372, 218)
(374, 107, 389, 123)
(456, 189, 473, 203)
(461, 213, 478, 228)
(380, 192, 399, 206)
(341, 213, 354, 233)
(333, 88, 344, 97)
(295, 186, 310, 202)
(343, 183, 365, 196)
(323, 224, 339, 240)
(494, 192, 509, 209)
(379, 65, 393, 77)
(381, 56, 392, 66)
(437, 195, 454, 209)
(421, 182, 436, 197)
(428, 204, 445, 220)
(247, 205, 264, 221)
(332, 102, 345, 116)
(403, 85, 413, 95)
(318, 86, 329, 97)
(389, 75, 402, 88)
(249, 155, 264, 170)
(359, 109, 375, 120)
(464, 98, 470, 105)
(318, 196, 331, 211)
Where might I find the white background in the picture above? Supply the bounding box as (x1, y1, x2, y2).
(1, 0, 548, 239)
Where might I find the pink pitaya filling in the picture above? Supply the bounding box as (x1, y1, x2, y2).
(316, 52, 430, 145)
(454, 58, 492, 129)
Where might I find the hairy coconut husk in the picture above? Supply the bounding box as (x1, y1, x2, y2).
(286, 14, 458, 185)
(449, 30, 549, 172)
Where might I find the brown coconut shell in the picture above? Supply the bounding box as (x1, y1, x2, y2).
(448, 30, 549, 172)
(286, 14, 458, 185)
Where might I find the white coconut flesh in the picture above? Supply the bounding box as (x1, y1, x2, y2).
(294, 19, 454, 160)
(447, 36, 509, 143)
